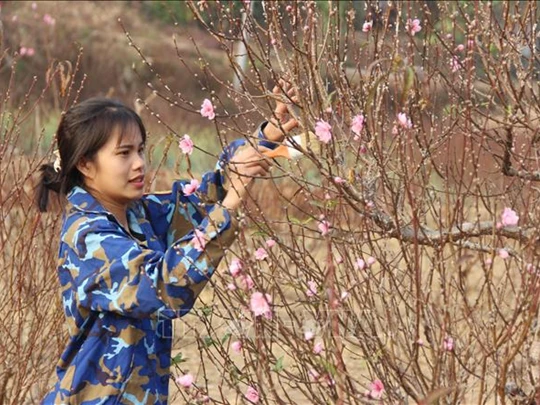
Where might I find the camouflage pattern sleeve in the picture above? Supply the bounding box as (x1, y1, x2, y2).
(64, 202, 237, 320)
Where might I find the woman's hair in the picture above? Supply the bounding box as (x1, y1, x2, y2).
(35, 97, 147, 212)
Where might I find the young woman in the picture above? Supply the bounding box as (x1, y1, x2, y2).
(38, 94, 297, 404)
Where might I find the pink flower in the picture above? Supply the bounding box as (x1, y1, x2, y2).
(229, 258, 243, 277)
(255, 247, 268, 261)
(443, 336, 454, 351)
(306, 280, 318, 297)
(406, 18, 422, 35)
(498, 249, 509, 259)
(313, 342, 324, 354)
(192, 229, 207, 252)
(369, 379, 384, 400)
(351, 114, 365, 135)
(308, 368, 320, 381)
(450, 57, 461, 72)
(250, 292, 272, 318)
(397, 112, 412, 129)
(392, 125, 399, 135)
(31, 2, 37, 10)
(43, 14, 56, 26)
(467, 39, 475, 49)
(501, 207, 519, 226)
(334, 176, 345, 184)
(227, 283, 237, 291)
(265, 239, 276, 248)
(315, 120, 332, 144)
(340, 290, 349, 300)
(20, 47, 35, 57)
(455, 44, 465, 52)
(417, 338, 424, 346)
(231, 340, 242, 353)
(245, 386, 259, 403)
(182, 179, 199, 196)
(304, 330, 314, 340)
(355, 258, 366, 270)
(362, 21, 373, 33)
(367, 256, 377, 266)
(176, 373, 194, 388)
(11, 15, 18, 22)
(318, 220, 331, 236)
(179, 134, 194, 155)
(200, 98, 215, 120)
(239, 274, 254, 291)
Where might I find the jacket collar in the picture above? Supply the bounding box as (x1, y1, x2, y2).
(66, 186, 144, 217)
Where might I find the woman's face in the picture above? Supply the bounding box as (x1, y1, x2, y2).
(78, 124, 146, 207)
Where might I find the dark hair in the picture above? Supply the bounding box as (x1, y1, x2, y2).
(35, 97, 146, 212)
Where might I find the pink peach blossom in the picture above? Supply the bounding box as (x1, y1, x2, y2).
(397, 112, 412, 129)
(498, 249, 509, 259)
(245, 386, 259, 403)
(304, 330, 314, 340)
(455, 44, 465, 52)
(200, 98, 215, 120)
(43, 14, 56, 25)
(179, 134, 194, 155)
(318, 220, 331, 236)
(355, 258, 366, 270)
(367, 256, 377, 266)
(308, 368, 320, 381)
(229, 258, 243, 277)
(176, 373, 194, 388)
(192, 229, 207, 252)
(306, 280, 318, 297)
(231, 340, 242, 353)
(255, 247, 268, 261)
(265, 239, 276, 248)
(250, 292, 272, 318)
(501, 207, 519, 226)
(443, 336, 454, 351)
(351, 114, 365, 135)
(315, 120, 332, 144)
(239, 274, 255, 291)
(362, 21, 373, 33)
(313, 342, 324, 354)
(182, 179, 199, 196)
(334, 176, 345, 184)
(450, 56, 461, 72)
(406, 18, 422, 35)
(227, 283, 237, 291)
(369, 379, 384, 399)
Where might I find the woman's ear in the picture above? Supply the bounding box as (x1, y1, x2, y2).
(76, 158, 95, 180)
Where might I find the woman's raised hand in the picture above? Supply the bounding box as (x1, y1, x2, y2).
(263, 79, 299, 143)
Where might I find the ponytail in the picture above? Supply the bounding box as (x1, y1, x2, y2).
(35, 163, 63, 212)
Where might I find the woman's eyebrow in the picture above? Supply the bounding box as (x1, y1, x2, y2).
(115, 142, 145, 150)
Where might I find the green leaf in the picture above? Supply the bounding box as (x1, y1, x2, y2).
(171, 352, 187, 365)
(202, 335, 215, 348)
(221, 332, 232, 344)
(272, 356, 285, 372)
(200, 305, 213, 317)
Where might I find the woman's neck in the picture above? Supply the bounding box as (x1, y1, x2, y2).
(85, 187, 129, 229)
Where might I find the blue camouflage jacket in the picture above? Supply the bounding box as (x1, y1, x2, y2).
(43, 129, 276, 404)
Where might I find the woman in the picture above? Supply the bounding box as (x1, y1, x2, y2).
(38, 94, 296, 404)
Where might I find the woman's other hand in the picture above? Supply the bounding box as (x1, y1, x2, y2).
(221, 146, 271, 211)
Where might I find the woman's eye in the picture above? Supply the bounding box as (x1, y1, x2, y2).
(119, 150, 130, 156)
